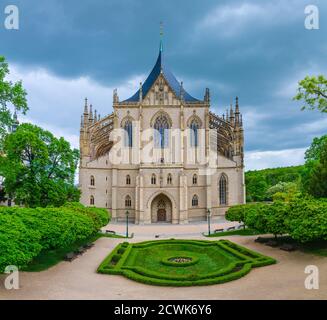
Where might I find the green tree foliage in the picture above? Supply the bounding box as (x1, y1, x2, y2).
(301, 135, 327, 198)
(294, 75, 327, 113)
(226, 199, 327, 243)
(286, 199, 327, 243)
(245, 166, 304, 202)
(305, 141, 327, 198)
(0, 123, 80, 207)
(0, 56, 28, 143)
(225, 204, 247, 224)
(0, 204, 110, 272)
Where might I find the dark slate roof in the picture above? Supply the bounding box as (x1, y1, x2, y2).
(123, 48, 199, 102)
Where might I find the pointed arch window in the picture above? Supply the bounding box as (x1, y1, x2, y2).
(126, 175, 131, 185)
(167, 173, 172, 185)
(90, 175, 95, 186)
(151, 174, 156, 185)
(192, 195, 199, 207)
(90, 195, 95, 205)
(125, 195, 131, 208)
(219, 174, 228, 205)
(192, 174, 198, 185)
(154, 114, 170, 148)
(124, 119, 133, 147)
(190, 119, 200, 147)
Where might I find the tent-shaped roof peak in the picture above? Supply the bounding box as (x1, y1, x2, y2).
(123, 48, 199, 103)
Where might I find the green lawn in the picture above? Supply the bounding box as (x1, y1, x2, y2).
(204, 228, 261, 237)
(97, 239, 276, 286)
(22, 232, 130, 272)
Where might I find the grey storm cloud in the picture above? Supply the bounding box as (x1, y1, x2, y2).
(1, 0, 327, 155)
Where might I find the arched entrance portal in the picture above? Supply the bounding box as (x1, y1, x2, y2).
(151, 193, 172, 223)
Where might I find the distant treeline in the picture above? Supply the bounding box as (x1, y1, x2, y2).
(245, 165, 305, 202)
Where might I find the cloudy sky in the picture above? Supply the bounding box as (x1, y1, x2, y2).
(1, 0, 327, 170)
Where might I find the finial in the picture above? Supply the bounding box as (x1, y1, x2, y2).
(13, 108, 17, 121)
(94, 109, 97, 123)
(113, 88, 119, 103)
(11, 108, 19, 132)
(139, 82, 143, 102)
(180, 81, 184, 101)
(205, 88, 210, 103)
(159, 21, 163, 52)
(84, 97, 88, 114)
(80, 115, 83, 128)
(89, 104, 93, 121)
(235, 96, 240, 113)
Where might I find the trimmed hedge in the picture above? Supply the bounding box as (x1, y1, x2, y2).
(97, 239, 276, 287)
(0, 203, 110, 272)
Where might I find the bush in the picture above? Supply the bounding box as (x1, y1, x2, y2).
(227, 199, 327, 243)
(226, 205, 247, 224)
(287, 198, 327, 242)
(97, 239, 276, 287)
(0, 203, 109, 272)
(227, 202, 289, 238)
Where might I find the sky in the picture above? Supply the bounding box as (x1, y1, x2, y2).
(1, 0, 327, 170)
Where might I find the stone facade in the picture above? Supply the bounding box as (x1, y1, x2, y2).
(79, 45, 245, 224)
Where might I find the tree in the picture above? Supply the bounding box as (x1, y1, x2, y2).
(0, 123, 80, 207)
(304, 135, 327, 162)
(0, 56, 28, 143)
(302, 135, 327, 198)
(266, 181, 300, 202)
(294, 75, 327, 113)
(306, 141, 327, 198)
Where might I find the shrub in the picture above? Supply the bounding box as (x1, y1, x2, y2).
(286, 198, 327, 242)
(97, 239, 276, 287)
(118, 248, 125, 254)
(226, 205, 247, 224)
(0, 203, 109, 272)
(112, 254, 122, 263)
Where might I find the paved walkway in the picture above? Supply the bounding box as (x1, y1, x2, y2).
(1, 221, 326, 300)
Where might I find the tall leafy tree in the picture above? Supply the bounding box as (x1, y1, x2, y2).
(305, 138, 327, 198)
(301, 135, 327, 197)
(294, 75, 327, 113)
(0, 123, 80, 207)
(0, 56, 28, 143)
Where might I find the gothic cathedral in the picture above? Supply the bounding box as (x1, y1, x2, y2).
(79, 40, 245, 224)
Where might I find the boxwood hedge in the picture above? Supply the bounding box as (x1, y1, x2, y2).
(97, 239, 276, 287)
(0, 203, 110, 272)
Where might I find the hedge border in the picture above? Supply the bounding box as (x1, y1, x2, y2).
(97, 239, 276, 286)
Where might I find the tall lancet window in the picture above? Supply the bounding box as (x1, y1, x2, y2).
(124, 120, 133, 147)
(154, 114, 170, 148)
(190, 119, 200, 147)
(219, 174, 228, 205)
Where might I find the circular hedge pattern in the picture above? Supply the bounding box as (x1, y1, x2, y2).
(97, 239, 276, 286)
(161, 255, 199, 267)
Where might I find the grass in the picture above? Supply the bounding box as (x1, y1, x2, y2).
(204, 228, 261, 237)
(101, 232, 134, 239)
(22, 232, 131, 272)
(97, 239, 276, 286)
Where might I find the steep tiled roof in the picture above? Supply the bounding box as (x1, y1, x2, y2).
(123, 48, 199, 102)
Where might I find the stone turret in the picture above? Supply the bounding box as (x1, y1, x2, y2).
(11, 109, 19, 133)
